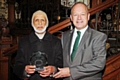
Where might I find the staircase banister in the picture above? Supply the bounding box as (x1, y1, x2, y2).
(48, 18, 71, 34)
(89, 0, 119, 15)
(48, 0, 119, 34)
(3, 0, 119, 56)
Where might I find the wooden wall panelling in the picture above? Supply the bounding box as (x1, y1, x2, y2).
(0, 36, 12, 80)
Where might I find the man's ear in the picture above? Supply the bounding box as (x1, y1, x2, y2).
(88, 13, 90, 20)
(70, 15, 72, 21)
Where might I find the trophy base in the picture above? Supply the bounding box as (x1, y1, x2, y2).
(35, 67, 44, 71)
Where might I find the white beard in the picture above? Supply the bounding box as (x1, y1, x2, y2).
(33, 26, 47, 34)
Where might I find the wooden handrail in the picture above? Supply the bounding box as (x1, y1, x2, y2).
(48, 0, 119, 34)
(4, 0, 119, 56)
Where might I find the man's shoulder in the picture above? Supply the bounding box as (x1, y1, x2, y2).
(47, 32, 61, 41)
(18, 35, 30, 45)
(89, 28, 107, 39)
(18, 32, 35, 46)
(90, 28, 107, 35)
(63, 30, 73, 35)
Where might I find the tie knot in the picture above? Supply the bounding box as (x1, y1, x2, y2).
(77, 31, 81, 36)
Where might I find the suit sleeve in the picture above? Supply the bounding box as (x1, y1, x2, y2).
(54, 39, 63, 68)
(70, 33, 107, 79)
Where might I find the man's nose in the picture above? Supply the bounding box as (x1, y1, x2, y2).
(38, 21, 42, 25)
(77, 15, 81, 19)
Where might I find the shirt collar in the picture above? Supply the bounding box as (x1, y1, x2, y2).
(74, 25, 88, 33)
(35, 32, 45, 39)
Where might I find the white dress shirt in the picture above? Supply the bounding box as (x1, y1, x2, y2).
(70, 25, 88, 55)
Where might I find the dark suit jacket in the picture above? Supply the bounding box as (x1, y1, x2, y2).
(13, 31, 63, 80)
(61, 27, 107, 80)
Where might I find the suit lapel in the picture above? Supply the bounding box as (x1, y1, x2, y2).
(72, 27, 91, 65)
(64, 30, 74, 65)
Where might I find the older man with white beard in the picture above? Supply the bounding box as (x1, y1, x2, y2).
(13, 10, 63, 80)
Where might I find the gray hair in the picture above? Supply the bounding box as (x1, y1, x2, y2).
(31, 10, 49, 28)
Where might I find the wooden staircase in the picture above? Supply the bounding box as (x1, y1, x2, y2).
(2, 0, 120, 80)
(103, 52, 120, 80)
(48, 0, 119, 34)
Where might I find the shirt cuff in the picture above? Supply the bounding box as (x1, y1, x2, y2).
(23, 70, 31, 78)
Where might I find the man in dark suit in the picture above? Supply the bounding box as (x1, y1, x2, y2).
(53, 2, 107, 80)
(13, 10, 63, 80)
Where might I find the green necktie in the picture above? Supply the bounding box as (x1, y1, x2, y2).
(71, 31, 81, 61)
